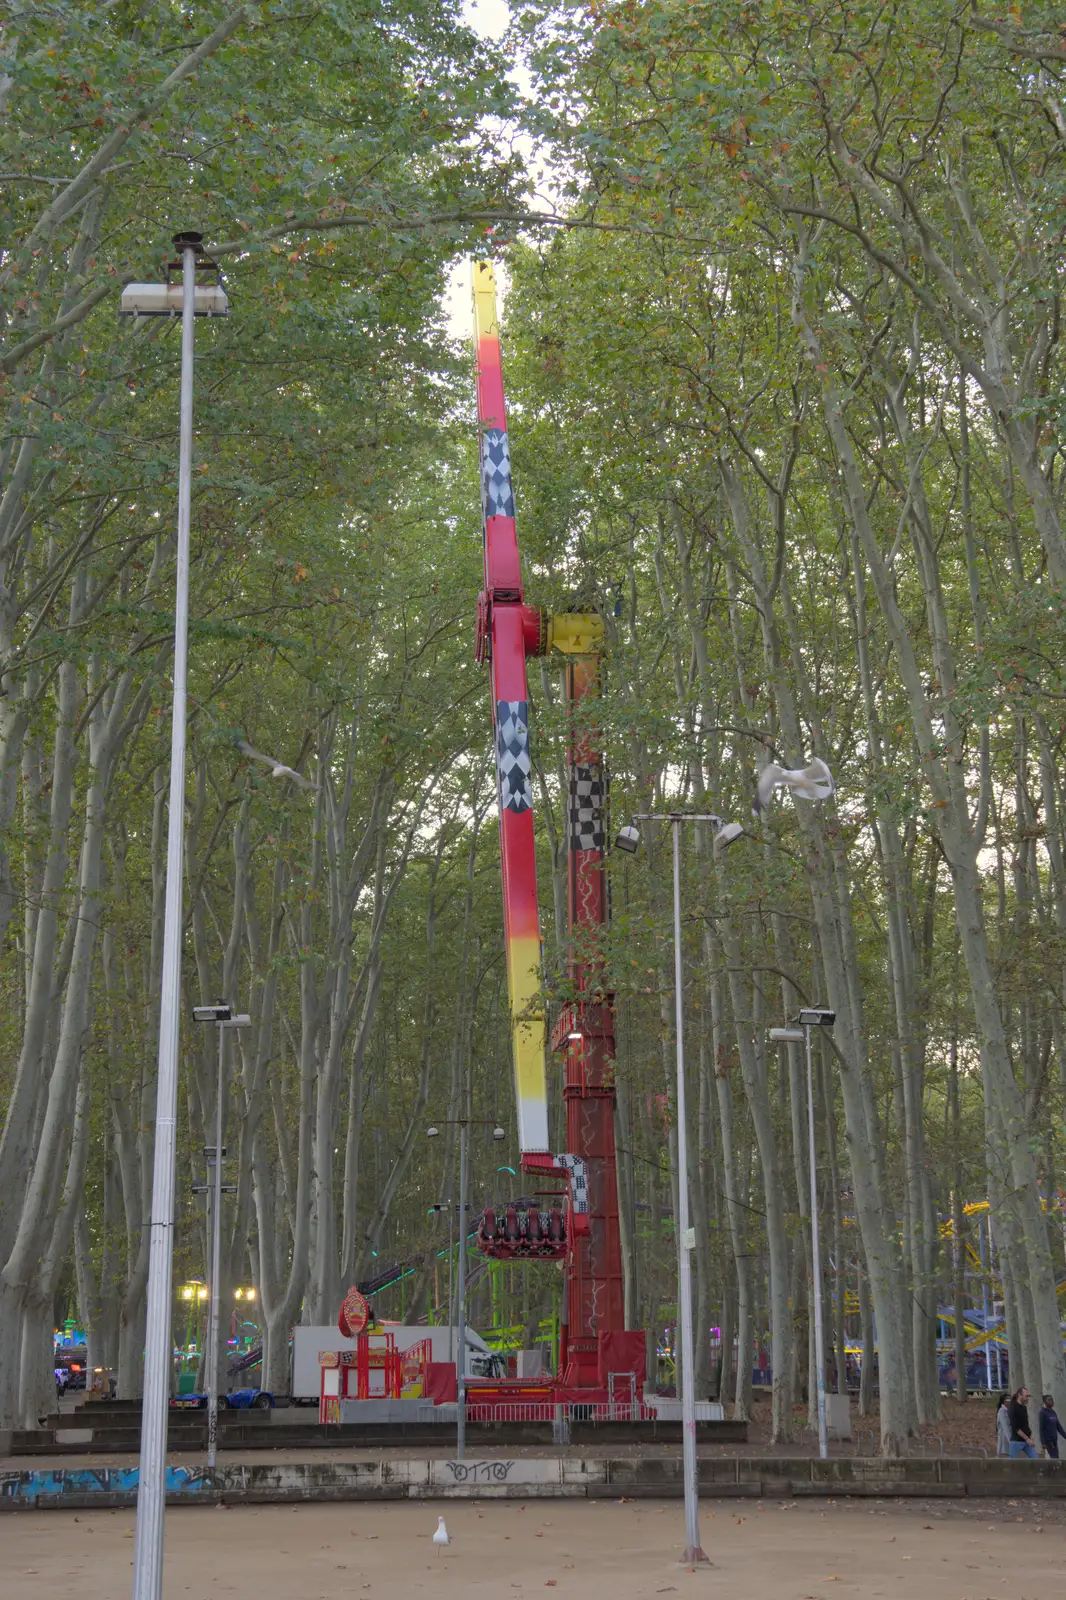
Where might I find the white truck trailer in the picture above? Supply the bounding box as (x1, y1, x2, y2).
(290, 1323, 503, 1402)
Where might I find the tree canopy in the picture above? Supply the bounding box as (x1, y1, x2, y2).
(2, 0, 1065, 1454)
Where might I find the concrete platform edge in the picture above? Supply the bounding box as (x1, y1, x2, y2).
(2, 1456, 1064, 1510)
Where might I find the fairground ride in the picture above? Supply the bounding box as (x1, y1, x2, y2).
(466, 261, 646, 1409)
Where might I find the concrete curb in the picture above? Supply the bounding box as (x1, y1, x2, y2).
(2, 1455, 1065, 1510)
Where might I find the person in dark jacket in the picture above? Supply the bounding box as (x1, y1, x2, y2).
(1038, 1395, 1066, 1459)
(1008, 1386, 1037, 1459)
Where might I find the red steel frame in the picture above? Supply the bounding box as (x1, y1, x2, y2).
(471, 262, 643, 1399)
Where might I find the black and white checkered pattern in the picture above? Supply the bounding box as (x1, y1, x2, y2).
(495, 700, 533, 813)
(554, 1153, 589, 1214)
(568, 764, 604, 853)
(481, 428, 515, 520)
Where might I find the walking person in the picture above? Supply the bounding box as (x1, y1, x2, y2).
(1008, 1386, 1037, 1459)
(996, 1393, 1012, 1457)
(1038, 1395, 1066, 1460)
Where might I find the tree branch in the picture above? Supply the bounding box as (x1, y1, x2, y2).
(1, 283, 112, 374)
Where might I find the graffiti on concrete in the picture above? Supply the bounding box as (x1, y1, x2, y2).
(441, 1460, 513, 1484)
(1, 1466, 213, 1504)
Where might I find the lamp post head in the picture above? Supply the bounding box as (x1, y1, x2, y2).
(193, 1002, 232, 1023)
(492, 1126, 506, 1142)
(120, 281, 229, 318)
(426, 1126, 439, 1139)
(121, 237, 228, 319)
(797, 1008, 836, 1028)
(615, 821, 641, 854)
(768, 1026, 806, 1044)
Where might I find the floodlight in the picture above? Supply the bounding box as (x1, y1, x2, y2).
(797, 1008, 836, 1028)
(120, 281, 229, 318)
(193, 1003, 232, 1022)
(615, 822, 641, 854)
(567, 1030, 582, 1042)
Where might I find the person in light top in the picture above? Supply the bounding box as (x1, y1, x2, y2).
(995, 1393, 1011, 1457)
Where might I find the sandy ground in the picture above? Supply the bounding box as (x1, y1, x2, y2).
(3, 1497, 1064, 1600)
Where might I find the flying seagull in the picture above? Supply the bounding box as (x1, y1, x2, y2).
(753, 757, 834, 817)
(433, 1515, 451, 1552)
(236, 739, 314, 791)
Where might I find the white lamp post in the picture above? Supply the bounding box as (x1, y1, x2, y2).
(428, 1119, 505, 1461)
(126, 232, 229, 1600)
(615, 812, 725, 1566)
(192, 1004, 251, 1471)
(770, 1008, 835, 1459)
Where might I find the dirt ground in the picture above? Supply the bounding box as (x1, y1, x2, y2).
(3, 1496, 1064, 1600)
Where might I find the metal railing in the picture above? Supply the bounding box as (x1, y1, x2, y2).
(463, 1399, 655, 1424)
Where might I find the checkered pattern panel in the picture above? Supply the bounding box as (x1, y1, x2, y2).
(554, 1153, 589, 1214)
(495, 700, 533, 813)
(568, 764, 605, 853)
(481, 428, 515, 520)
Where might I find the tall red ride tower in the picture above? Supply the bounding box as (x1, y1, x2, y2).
(470, 262, 644, 1402)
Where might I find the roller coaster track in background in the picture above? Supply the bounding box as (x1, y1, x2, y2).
(226, 1227, 481, 1378)
(226, 1224, 527, 1379)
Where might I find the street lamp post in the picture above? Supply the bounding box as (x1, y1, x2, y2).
(428, 1118, 505, 1461)
(456, 1123, 468, 1460)
(192, 1004, 251, 1472)
(770, 1008, 835, 1460)
(615, 812, 721, 1565)
(124, 233, 229, 1600)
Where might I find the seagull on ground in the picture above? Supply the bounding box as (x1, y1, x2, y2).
(433, 1515, 451, 1552)
(753, 757, 834, 817)
(236, 739, 314, 791)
